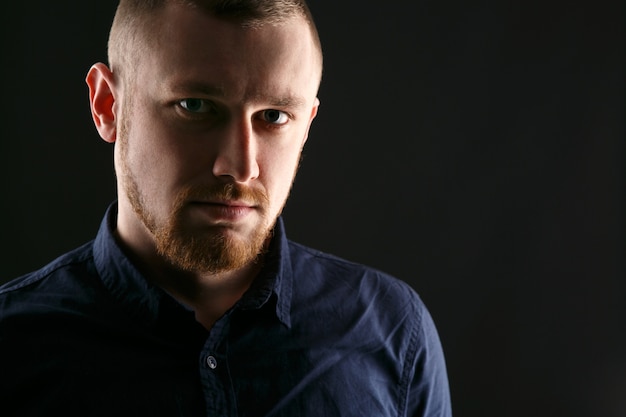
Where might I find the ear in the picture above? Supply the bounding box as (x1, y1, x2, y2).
(86, 62, 118, 143)
(301, 97, 320, 147)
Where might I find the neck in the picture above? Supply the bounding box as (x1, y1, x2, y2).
(153, 259, 265, 330)
(114, 227, 265, 331)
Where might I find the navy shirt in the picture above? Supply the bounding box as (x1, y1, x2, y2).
(0, 203, 451, 417)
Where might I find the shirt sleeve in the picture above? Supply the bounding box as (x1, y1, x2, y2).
(404, 300, 453, 417)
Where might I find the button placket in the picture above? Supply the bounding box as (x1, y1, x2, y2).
(199, 313, 234, 415)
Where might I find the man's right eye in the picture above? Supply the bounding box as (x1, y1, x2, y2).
(178, 98, 213, 113)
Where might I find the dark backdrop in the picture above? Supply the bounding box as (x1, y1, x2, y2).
(2, 1, 623, 416)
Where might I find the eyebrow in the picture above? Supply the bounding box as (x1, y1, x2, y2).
(170, 81, 307, 109)
(254, 93, 306, 109)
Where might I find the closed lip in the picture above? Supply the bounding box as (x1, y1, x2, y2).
(192, 199, 257, 208)
(188, 200, 257, 222)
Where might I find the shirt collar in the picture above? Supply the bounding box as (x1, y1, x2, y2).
(236, 217, 293, 328)
(92, 202, 293, 328)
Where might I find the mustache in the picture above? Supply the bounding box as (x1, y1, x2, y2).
(175, 182, 269, 208)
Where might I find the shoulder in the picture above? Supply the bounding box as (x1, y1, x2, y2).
(288, 239, 423, 305)
(0, 241, 96, 309)
(286, 239, 430, 336)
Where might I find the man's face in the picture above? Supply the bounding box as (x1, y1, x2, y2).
(114, 4, 320, 274)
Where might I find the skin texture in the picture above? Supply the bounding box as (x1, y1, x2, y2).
(86, 2, 320, 328)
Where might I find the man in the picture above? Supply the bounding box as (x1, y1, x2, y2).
(0, 1, 452, 416)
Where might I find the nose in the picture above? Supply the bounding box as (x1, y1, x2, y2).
(212, 118, 260, 183)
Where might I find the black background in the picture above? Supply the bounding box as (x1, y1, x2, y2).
(2, 1, 624, 416)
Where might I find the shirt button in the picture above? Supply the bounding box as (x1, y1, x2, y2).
(206, 355, 218, 369)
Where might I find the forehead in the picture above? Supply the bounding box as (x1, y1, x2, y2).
(132, 3, 321, 99)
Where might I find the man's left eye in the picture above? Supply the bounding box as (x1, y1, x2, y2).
(262, 109, 289, 125)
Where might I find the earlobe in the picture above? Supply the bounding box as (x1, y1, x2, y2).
(86, 63, 118, 143)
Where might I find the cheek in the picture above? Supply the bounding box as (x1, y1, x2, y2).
(138, 117, 219, 184)
(261, 145, 303, 208)
(120, 122, 189, 205)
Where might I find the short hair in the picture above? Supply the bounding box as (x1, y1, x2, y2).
(107, 0, 323, 83)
